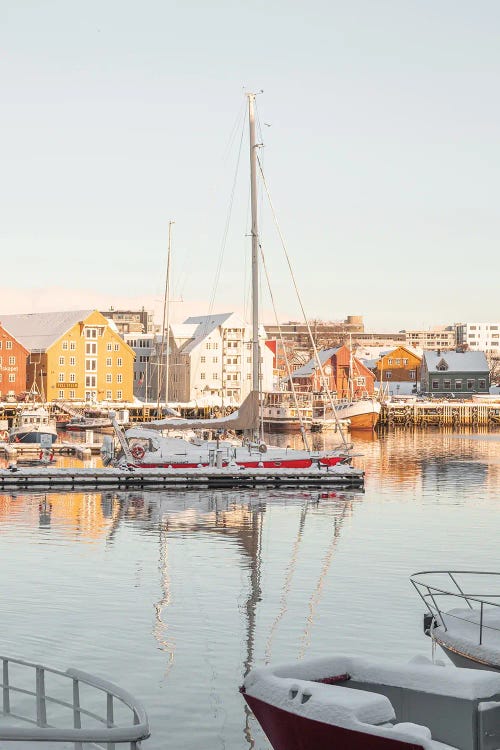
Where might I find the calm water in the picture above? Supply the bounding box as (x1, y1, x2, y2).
(1, 429, 500, 749)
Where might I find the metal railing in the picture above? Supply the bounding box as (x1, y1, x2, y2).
(0, 654, 149, 747)
(411, 570, 500, 646)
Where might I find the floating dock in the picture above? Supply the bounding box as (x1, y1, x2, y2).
(0, 465, 364, 490)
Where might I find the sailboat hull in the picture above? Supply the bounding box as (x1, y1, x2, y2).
(334, 400, 381, 431)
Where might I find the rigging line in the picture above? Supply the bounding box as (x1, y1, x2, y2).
(264, 501, 309, 663)
(258, 241, 310, 450)
(298, 500, 353, 660)
(256, 155, 350, 451)
(208, 109, 247, 316)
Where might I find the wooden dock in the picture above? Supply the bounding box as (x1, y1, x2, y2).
(380, 400, 500, 428)
(0, 441, 101, 460)
(0, 466, 364, 490)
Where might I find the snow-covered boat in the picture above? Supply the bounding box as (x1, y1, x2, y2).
(9, 406, 58, 445)
(105, 392, 351, 470)
(0, 652, 149, 746)
(333, 398, 381, 430)
(412, 570, 500, 671)
(242, 654, 500, 750)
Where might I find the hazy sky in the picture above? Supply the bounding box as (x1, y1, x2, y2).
(2, 0, 499, 330)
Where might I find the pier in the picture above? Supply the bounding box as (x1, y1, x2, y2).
(0, 466, 364, 490)
(380, 400, 500, 428)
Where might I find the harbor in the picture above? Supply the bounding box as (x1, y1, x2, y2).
(0, 429, 498, 750)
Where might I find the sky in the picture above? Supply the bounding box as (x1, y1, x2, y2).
(1, 0, 499, 331)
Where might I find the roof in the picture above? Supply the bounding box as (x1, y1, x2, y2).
(0, 310, 96, 352)
(423, 350, 489, 373)
(291, 348, 340, 378)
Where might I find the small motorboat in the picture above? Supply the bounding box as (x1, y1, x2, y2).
(241, 654, 500, 750)
(411, 570, 500, 671)
(9, 406, 58, 445)
(0, 652, 149, 746)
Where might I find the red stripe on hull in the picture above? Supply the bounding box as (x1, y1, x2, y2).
(136, 456, 344, 470)
(244, 694, 423, 750)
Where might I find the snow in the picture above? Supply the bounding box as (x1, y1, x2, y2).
(433, 607, 500, 668)
(423, 350, 488, 374)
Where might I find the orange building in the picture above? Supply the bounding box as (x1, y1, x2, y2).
(373, 345, 421, 384)
(291, 345, 375, 398)
(0, 322, 29, 399)
(0, 310, 135, 403)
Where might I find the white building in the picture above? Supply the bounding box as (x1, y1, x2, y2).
(404, 326, 456, 351)
(456, 323, 500, 357)
(126, 313, 274, 406)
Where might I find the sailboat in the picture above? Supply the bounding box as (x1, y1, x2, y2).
(107, 94, 354, 474)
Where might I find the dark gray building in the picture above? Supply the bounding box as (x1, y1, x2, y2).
(420, 350, 489, 397)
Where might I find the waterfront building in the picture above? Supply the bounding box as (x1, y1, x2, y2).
(420, 350, 490, 397)
(264, 315, 365, 350)
(290, 345, 375, 398)
(102, 307, 157, 334)
(369, 346, 422, 386)
(168, 313, 273, 406)
(124, 333, 157, 402)
(0, 310, 135, 403)
(403, 326, 456, 351)
(0, 323, 29, 399)
(456, 322, 500, 356)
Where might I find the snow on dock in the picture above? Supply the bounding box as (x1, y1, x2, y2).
(0, 465, 364, 490)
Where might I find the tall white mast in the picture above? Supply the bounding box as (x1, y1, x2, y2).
(157, 219, 174, 412)
(247, 93, 260, 396)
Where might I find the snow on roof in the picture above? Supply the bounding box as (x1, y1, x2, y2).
(423, 350, 488, 373)
(0, 310, 95, 352)
(291, 348, 340, 378)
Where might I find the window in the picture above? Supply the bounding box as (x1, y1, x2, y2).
(106, 390, 112, 400)
(59, 390, 64, 399)
(479, 379, 486, 389)
(467, 379, 475, 390)
(114, 344, 119, 351)
(395, 359, 401, 365)
(246, 373, 251, 379)
(247, 357, 251, 363)
(70, 373, 76, 383)
(85, 328, 97, 338)
(206, 342, 211, 350)
(116, 374, 122, 383)
(8, 356, 15, 365)
(106, 373, 112, 383)
(410, 369, 416, 378)
(385, 371, 392, 380)
(388, 359, 393, 365)
(106, 357, 112, 366)
(70, 342, 76, 351)
(59, 356, 65, 365)
(85, 375, 96, 387)
(356, 377, 366, 386)
(432, 380, 439, 389)
(6, 341, 12, 350)
(69, 390, 75, 399)
(62, 341, 68, 350)
(86, 343, 97, 355)
(85, 359, 97, 371)
(8, 373, 15, 383)
(117, 390, 122, 400)
(200, 372, 206, 380)
(58, 373, 65, 382)
(403, 359, 408, 365)
(443, 379, 451, 390)
(212, 356, 218, 363)
(117, 357, 122, 367)
(213, 372, 218, 379)
(107, 343, 112, 352)
(201, 356, 206, 363)
(455, 380, 462, 390)
(70, 357, 76, 366)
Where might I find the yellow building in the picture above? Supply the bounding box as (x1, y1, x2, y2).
(0, 310, 135, 403)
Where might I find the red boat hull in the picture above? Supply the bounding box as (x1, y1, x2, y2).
(137, 456, 344, 470)
(244, 694, 424, 750)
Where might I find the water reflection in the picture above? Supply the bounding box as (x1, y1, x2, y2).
(0, 430, 499, 749)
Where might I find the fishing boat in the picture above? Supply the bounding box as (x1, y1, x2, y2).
(0, 652, 149, 746)
(9, 405, 57, 445)
(108, 94, 352, 474)
(333, 397, 381, 430)
(241, 654, 500, 750)
(65, 415, 113, 432)
(411, 570, 500, 671)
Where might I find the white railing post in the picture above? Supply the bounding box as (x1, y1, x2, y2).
(72, 678, 83, 750)
(107, 691, 115, 750)
(2, 659, 10, 714)
(35, 666, 47, 727)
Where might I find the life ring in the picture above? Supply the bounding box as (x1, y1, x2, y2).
(131, 444, 145, 460)
(0, 430, 8, 442)
(258, 443, 267, 454)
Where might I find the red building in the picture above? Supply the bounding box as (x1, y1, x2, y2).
(0, 323, 29, 399)
(290, 345, 375, 398)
